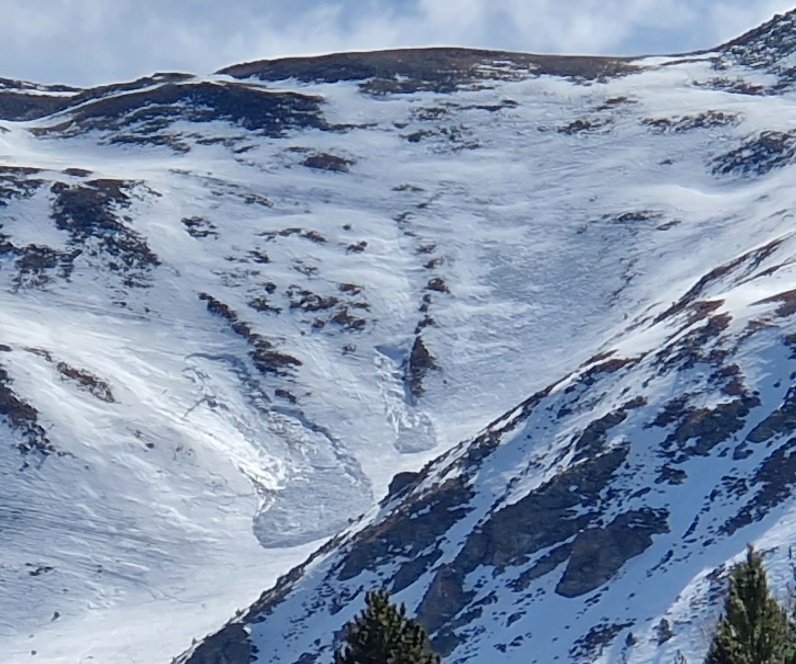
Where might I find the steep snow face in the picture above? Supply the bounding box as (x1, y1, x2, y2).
(206, 229, 796, 664)
(1, 51, 649, 663)
(2, 13, 796, 664)
(177, 12, 796, 664)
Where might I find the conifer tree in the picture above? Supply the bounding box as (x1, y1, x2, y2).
(705, 545, 796, 664)
(334, 589, 441, 664)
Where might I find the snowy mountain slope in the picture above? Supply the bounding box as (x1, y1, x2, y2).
(0, 46, 653, 664)
(170, 9, 796, 664)
(185, 227, 796, 664)
(2, 8, 796, 664)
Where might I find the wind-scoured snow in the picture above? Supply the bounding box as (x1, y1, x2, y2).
(3, 10, 796, 664)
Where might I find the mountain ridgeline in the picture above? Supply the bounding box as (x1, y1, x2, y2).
(3, 8, 796, 664)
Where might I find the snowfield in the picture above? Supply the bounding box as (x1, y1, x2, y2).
(3, 9, 796, 663)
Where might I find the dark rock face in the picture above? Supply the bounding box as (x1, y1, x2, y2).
(219, 48, 636, 95)
(719, 9, 796, 90)
(409, 445, 634, 651)
(713, 131, 796, 177)
(34, 81, 331, 151)
(556, 508, 669, 597)
(0, 364, 57, 465)
(199, 292, 302, 377)
(571, 406, 630, 462)
(571, 622, 634, 661)
(642, 111, 739, 133)
(55, 362, 115, 403)
(658, 394, 759, 459)
(745, 386, 796, 443)
(0, 73, 191, 121)
(725, 438, 796, 534)
(281, 283, 369, 332)
(755, 289, 796, 318)
(2, 242, 80, 291)
(385, 471, 420, 501)
(0, 166, 44, 206)
(455, 446, 630, 574)
(182, 216, 218, 239)
(180, 624, 256, 664)
(336, 477, 473, 583)
(404, 336, 438, 400)
(0, 91, 71, 122)
(64, 72, 193, 111)
(302, 153, 352, 172)
(0, 166, 101, 291)
(0, 78, 75, 93)
(50, 179, 159, 286)
(654, 237, 783, 324)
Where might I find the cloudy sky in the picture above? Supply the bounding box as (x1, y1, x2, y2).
(1, 0, 794, 86)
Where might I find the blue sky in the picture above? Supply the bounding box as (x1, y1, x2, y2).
(1, 0, 794, 86)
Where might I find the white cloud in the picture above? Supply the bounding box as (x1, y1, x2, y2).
(0, 0, 791, 86)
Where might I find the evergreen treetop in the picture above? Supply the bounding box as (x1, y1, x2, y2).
(705, 545, 796, 664)
(334, 589, 441, 664)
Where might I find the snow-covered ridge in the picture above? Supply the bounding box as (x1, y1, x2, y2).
(2, 8, 796, 664)
(195, 227, 796, 663)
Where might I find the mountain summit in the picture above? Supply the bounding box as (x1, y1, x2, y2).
(2, 9, 796, 664)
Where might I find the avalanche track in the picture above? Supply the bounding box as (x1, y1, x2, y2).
(2, 8, 796, 664)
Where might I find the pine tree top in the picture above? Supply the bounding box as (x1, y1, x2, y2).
(705, 546, 796, 664)
(334, 589, 441, 664)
